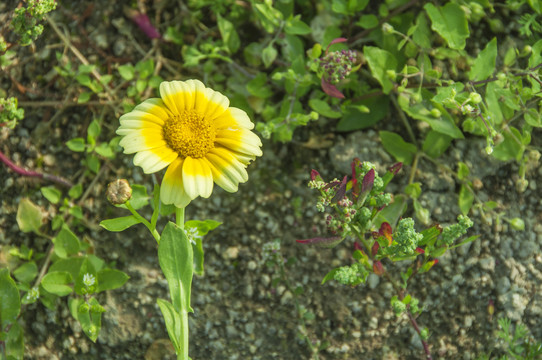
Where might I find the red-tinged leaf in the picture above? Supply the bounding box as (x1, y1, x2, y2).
(415, 247, 425, 254)
(331, 176, 347, 203)
(362, 169, 375, 193)
(354, 241, 364, 252)
(373, 260, 384, 276)
(326, 37, 348, 54)
(296, 236, 342, 248)
(132, 13, 161, 39)
(321, 77, 345, 99)
(388, 162, 403, 175)
(310, 169, 321, 181)
(371, 241, 380, 256)
(379, 222, 393, 245)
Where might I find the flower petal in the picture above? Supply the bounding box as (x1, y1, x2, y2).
(205, 147, 249, 192)
(118, 98, 169, 128)
(118, 129, 167, 153)
(215, 127, 263, 157)
(182, 157, 214, 199)
(196, 87, 229, 120)
(160, 80, 204, 114)
(161, 158, 192, 207)
(213, 107, 254, 130)
(133, 147, 178, 173)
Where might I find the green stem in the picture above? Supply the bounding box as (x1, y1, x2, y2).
(176, 207, 185, 229)
(175, 206, 188, 360)
(125, 201, 160, 243)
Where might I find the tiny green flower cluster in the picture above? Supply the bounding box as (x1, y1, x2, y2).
(0, 97, 25, 129)
(262, 239, 282, 265)
(11, 0, 57, 46)
(333, 263, 368, 286)
(390, 218, 422, 255)
(317, 49, 357, 84)
(391, 296, 406, 316)
(440, 215, 473, 246)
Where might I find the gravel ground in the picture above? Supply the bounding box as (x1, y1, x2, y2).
(1, 1, 541, 359)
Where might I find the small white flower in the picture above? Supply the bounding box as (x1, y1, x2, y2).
(83, 273, 96, 287)
(184, 227, 203, 245)
(26, 287, 40, 301)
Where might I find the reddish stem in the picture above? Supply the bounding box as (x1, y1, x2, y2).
(0, 149, 72, 188)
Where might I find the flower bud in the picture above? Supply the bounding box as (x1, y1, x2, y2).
(430, 108, 441, 118)
(382, 23, 394, 34)
(107, 179, 132, 205)
(469, 92, 482, 104)
(509, 217, 525, 231)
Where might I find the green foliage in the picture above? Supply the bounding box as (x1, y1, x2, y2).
(10, 0, 57, 46)
(495, 318, 542, 359)
(0, 97, 24, 129)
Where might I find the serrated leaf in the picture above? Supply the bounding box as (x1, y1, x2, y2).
(16, 198, 43, 233)
(469, 37, 497, 81)
(424, 3, 469, 50)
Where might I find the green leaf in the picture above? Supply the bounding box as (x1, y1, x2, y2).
(136, 59, 154, 79)
(158, 222, 193, 313)
(469, 37, 497, 81)
(364, 46, 397, 94)
(77, 92, 91, 104)
(41, 186, 62, 204)
(5, 321, 24, 359)
(184, 220, 221, 236)
(0, 268, 21, 328)
(76, 74, 91, 87)
(16, 198, 43, 233)
(262, 44, 278, 68)
(117, 64, 135, 81)
(96, 269, 129, 293)
(285, 16, 312, 35)
(247, 73, 273, 98)
(309, 99, 341, 119)
(69, 183, 83, 199)
(424, 2, 469, 50)
(492, 127, 525, 161)
(119, 184, 149, 210)
(337, 96, 389, 131)
(321, 268, 339, 284)
(49, 257, 84, 281)
(13, 261, 38, 284)
(53, 225, 81, 259)
(422, 130, 452, 158)
(457, 162, 470, 180)
(66, 138, 86, 152)
(100, 215, 141, 232)
(379, 131, 417, 164)
(74, 257, 97, 296)
(41, 271, 73, 296)
(217, 14, 241, 53)
(87, 119, 101, 140)
(157, 299, 182, 352)
(76, 297, 103, 342)
(458, 184, 474, 215)
(94, 143, 115, 158)
(528, 39, 542, 68)
(373, 195, 407, 229)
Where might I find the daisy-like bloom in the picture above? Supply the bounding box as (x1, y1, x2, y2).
(117, 79, 262, 207)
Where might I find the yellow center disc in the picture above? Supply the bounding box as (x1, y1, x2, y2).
(163, 110, 216, 158)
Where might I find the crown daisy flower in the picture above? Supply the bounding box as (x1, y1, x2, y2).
(117, 79, 263, 207)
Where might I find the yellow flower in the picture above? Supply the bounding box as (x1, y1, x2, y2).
(117, 79, 263, 207)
